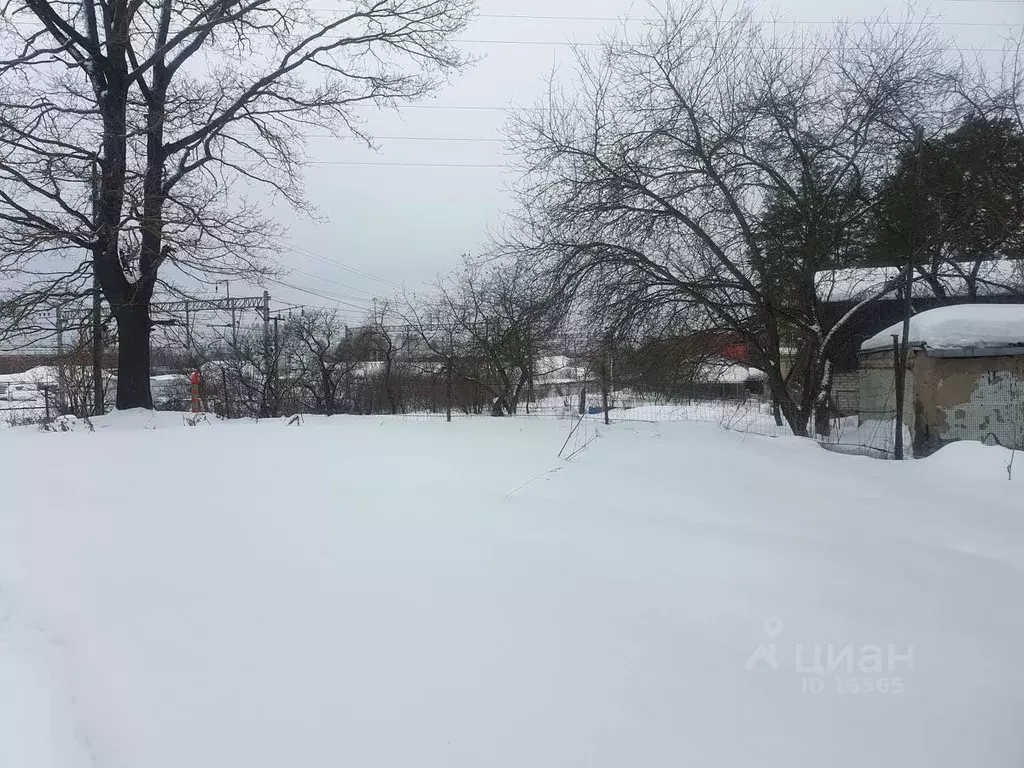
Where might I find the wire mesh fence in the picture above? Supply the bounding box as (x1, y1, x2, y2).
(3, 312, 1020, 463)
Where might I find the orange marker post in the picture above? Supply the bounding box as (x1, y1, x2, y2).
(190, 370, 201, 413)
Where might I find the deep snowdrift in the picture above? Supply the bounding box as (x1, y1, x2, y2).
(0, 412, 1021, 768)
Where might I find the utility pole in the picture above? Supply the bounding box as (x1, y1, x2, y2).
(228, 281, 237, 347)
(893, 125, 925, 461)
(91, 155, 104, 416)
(261, 290, 271, 417)
(184, 301, 192, 353)
(601, 335, 611, 426)
(55, 308, 65, 412)
(445, 332, 453, 423)
(272, 314, 281, 417)
(892, 334, 905, 460)
(215, 280, 236, 347)
(221, 366, 231, 420)
(525, 362, 533, 415)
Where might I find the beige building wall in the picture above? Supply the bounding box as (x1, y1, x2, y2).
(857, 350, 916, 437)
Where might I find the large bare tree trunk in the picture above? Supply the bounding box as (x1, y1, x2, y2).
(781, 398, 809, 437)
(114, 304, 154, 409)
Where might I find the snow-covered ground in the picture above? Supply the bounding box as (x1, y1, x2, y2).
(526, 392, 785, 435)
(0, 400, 47, 426)
(0, 367, 52, 424)
(1, 411, 1021, 768)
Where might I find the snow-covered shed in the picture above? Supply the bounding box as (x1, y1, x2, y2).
(858, 305, 1024, 454)
(815, 259, 1024, 415)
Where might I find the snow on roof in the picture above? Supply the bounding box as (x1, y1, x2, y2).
(693, 359, 767, 384)
(350, 360, 385, 379)
(860, 304, 1024, 354)
(0, 365, 59, 386)
(533, 355, 593, 385)
(200, 359, 264, 379)
(536, 355, 571, 371)
(817, 259, 1024, 303)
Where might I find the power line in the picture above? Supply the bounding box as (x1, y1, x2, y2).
(266, 278, 372, 312)
(286, 266, 378, 298)
(274, 301, 363, 315)
(273, 302, 368, 320)
(302, 134, 506, 142)
(308, 7, 1024, 22)
(284, 265, 376, 302)
(277, 242, 406, 292)
(354, 104, 516, 112)
(452, 39, 1011, 51)
(0, 216, 407, 296)
(5, 20, 1016, 50)
(305, 159, 507, 168)
(478, 9, 1023, 20)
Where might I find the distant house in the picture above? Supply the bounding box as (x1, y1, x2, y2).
(816, 259, 1024, 415)
(531, 355, 596, 402)
(691, 358, 766, 399)
(857, 304, 1024, 455)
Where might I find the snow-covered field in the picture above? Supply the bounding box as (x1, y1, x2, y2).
(1, 411, 1022, 767)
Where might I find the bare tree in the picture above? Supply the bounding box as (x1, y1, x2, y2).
(285, 308, 363, 416)
(509, 1, 960, 436)
(0, 0, 474, 408)
(209, 325, 276, 418)
(958, 27, 1024, 136)
(402, 254, 564, 416)
(51, 326, 116, 416)
(367, 298, 413, 414)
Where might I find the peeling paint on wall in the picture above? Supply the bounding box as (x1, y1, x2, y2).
(942, 370, 1024, 447)
(912, 354, 1024, 453)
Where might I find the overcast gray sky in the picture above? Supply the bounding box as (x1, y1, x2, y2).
(242, 0, 1023, 321)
